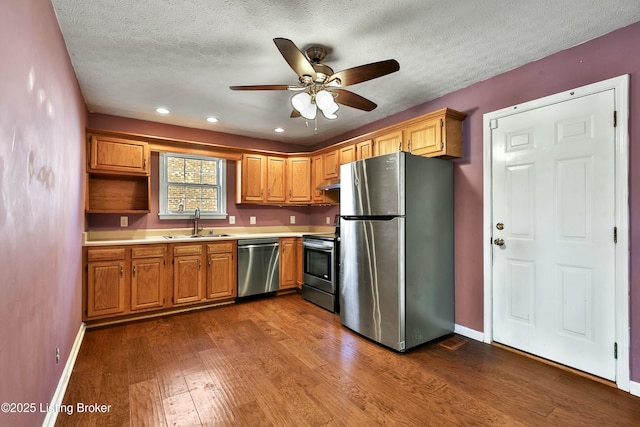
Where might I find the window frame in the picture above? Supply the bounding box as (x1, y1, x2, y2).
(158, 152, 227, 220)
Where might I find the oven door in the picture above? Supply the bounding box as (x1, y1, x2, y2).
(302, 239, 335, 294)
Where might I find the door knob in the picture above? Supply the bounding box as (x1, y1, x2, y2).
(494, 238, 505, 246)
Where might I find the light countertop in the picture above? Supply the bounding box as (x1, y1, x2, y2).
(83, 226, 334, 247)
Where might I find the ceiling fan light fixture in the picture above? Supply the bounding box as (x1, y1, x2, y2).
(321, 102, 339, 119)
(315, 90, 333, 110)
(301, 103, 317, 120)
(291, 92, 311, 112)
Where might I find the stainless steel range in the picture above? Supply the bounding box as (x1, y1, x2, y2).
(301, 232, 339, 313)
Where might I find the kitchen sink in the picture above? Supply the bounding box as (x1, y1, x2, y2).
(164, 234, 231, 239)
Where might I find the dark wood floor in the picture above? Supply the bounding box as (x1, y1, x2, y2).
(56, 293, 640, 426)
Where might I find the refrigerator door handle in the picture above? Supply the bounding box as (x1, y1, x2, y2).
(341, 215, 398, 221)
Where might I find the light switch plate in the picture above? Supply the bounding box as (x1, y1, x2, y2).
(250, 216, 256, 225)
(120, 216, 128, 227)
(229, 216, 235, 225)
(290, 215, 295, 224)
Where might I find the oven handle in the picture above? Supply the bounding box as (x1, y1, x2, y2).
(238, 243, 279, 249)
(303, 241, 334, 251)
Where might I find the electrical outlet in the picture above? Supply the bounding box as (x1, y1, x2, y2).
(229, 216, 235, 225)
(55, 347, 60, 364)
(120, 216, 128, 227)
(250, 216, 256, 225)
(290, 215, 295, 224)
(326, 216, 331, 225)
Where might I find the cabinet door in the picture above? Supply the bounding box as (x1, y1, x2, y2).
(374, 130, 403, 156)
(339, 145, 357, 166)
(131, 257, 165, 311)
(405, 116, 442, 156)
(241, 154, 266, 202)
(279, 238, 297, 289)
(87, 260, 126, 317)
(173, 256, 203, 304)
(206, 251, 236, 300)
(287, 157, 311, 203)
(266, 156, 286, 202)
(357, 140, 374, 160)
(312, 155, 325, 203)
(296, 237, 303, 288)
(89, 135, 149, 175)
(323, 150, 339, 179)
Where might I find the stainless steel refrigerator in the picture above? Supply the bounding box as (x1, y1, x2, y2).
(339, 152, 454, 352)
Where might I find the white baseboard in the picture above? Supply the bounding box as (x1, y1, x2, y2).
(42, 323, 86, 427)
(454, 324, 484, 342)
(630, 380, 640, 398)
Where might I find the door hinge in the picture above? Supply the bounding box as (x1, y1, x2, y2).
(489, 119, 498, 129)
(614, 342, 618, 359)
(614, 226, 618, 243)
(613, 111, 617, 128)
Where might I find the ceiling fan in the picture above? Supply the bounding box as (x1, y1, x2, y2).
(229, 38, 400, 120)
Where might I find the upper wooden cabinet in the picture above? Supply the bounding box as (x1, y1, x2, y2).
(86, 133, 151, 213)
(339, 145, 357, 166)
(374, 130, 403, 156)
(311, 154, 325, 203)
(239, 153, 266, 203)
(404, 108, 466, 158)
(287, 157, 311, 203)
(266, 156, 286, 203)
(88, 135, 150, 176)
(323, 150, 339, 179)
(357, 140, 373, 160)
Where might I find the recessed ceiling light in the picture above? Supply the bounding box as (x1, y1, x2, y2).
(206, 117, 219, 123)
(274, 127, 284, 133)
(155, 107, 170, 115)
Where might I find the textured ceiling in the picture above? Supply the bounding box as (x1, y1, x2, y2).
(51, 0, 640, 146)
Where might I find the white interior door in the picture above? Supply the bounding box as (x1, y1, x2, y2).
(491, 89, 617, 380)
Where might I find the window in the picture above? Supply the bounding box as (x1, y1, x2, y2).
(159, 152, 227, 219)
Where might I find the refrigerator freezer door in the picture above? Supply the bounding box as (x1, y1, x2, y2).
(339, 216, 406, 351)
(340, 153, 405, 216)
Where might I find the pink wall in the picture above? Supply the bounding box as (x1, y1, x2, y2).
(0, 1, 86, 426)
(318, 21, 640, 382)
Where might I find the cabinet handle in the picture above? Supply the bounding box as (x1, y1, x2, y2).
(120, 266, 124, 278)
(408, 140, 412, 153)
(132, 266, 136, 277)
(143, 158, 147, 170)
(398, 142, 402, 152)
(208, 259, 211, 269)
(261, 189, 264, 196)
(289, 190, 292, 197)
(198, 260, 201, 270)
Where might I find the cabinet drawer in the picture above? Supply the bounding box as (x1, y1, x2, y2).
(132, 245, 166, 259)
(207, 242, 235, 254)
(87, 247, 126, 262)
(173, 245, 202, 256)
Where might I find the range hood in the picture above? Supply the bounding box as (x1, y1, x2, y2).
(316, 178, 340, 191)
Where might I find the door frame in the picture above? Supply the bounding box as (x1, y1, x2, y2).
(482, 75, 630, 390)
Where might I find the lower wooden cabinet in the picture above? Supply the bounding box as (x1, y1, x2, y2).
(172, 244, 203, 305)
(83, 241, 237, 322)
(206, 242, 237, 300)
(279, 237, 298, 290)
(131, 245, 166, 311)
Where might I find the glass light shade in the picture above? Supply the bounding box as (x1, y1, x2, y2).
(301, 103, 317, 120)
(315, 90, 334, 110)
(291, 92, 311, 112)
(321, 102, 339, 119)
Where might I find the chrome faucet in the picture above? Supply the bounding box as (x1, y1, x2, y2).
(193, 207, 201, 235)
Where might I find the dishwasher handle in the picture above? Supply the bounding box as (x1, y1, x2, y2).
(238, 242, 279, 249)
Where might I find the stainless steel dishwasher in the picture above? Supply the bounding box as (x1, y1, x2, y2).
(237, 238, 280, 299)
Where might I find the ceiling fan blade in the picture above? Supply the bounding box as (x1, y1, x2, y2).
(290, 109, 301, 118)
(229, 85, 291, 91)
(329, 59, 399, 87)
(332, 89, 377, 111)
(273, 38, 317, 80)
